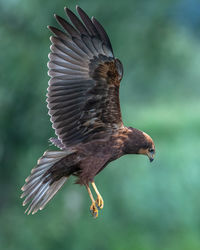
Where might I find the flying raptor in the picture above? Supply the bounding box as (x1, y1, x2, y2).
(21, 6, 155, 218)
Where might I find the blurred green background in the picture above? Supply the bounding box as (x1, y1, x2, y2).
(1, 0, 200, 249)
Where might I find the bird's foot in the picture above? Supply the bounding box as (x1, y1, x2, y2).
(96, 195, 104, 210)
(90, 202, 99, 218)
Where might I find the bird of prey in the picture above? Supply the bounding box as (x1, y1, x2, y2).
(21, 6, 155, 218)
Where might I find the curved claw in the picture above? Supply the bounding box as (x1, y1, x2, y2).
(96, 195, 104, 210)
(90, 202, 99, 218)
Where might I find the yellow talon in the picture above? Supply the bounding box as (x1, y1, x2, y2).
(86, 182, 104, 218)
(91, 182, 104, 210)
(90, 202, 99, 218)
(96, 195, 104, 210)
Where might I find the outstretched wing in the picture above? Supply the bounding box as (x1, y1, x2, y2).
(47, 6, 124, 147)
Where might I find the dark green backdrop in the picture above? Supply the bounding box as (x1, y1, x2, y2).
(1, 0, 200, 249)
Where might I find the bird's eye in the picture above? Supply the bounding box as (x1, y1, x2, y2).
(149, 148, 155, 153)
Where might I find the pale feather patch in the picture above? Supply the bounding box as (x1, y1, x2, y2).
(21, 150, 75, 215)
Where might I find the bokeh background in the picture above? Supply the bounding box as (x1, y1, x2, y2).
(1, 0, 200, 249)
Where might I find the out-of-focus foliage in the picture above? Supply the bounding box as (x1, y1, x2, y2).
(1, 0, 200, 249)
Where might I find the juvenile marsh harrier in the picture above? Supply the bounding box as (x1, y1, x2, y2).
(21, 6, 155, 218)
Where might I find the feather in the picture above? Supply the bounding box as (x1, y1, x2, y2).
(76, 6, 99, 37)
(53, 111, 80, 124)
(92, 17, 113, 54)
(49, 46, 86, 66)
(49, 93, 85, 104)
(55, 15, 80, 38)
(48, 65, 89, 76)
(49, 57, 88, 71)
(48, 102, 81, 112)
(49, 137, 66, 150)
(49, 78, 93, 87)
(65, 7, 89, 36)
(49, 89, 85, 98)
(50, 37, 86, 62)
(50, 107, 80, 119)
(48, 70, 89, 79)
(82, 35, 99, 56)
(21, 150, 72, 214)
(38, 177, 67, 211)
(102, 43, 113, 57)
(26, 182, 50, 215)
(72, 37, 93, 57)
(91, 37, 104, 54)
(48, 26, 70, 40)
(59, 38, 89, 58)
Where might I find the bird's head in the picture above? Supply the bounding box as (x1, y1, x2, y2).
(124, 128, 155, 162)
(137, 132, 155, 162)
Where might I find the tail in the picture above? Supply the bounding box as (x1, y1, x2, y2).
(21, 149, 75, 215)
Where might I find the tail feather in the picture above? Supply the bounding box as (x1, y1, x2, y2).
(38, 176, 67, 212)
(21, 149, 75, 215)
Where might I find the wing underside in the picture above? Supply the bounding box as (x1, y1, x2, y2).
(47, 6, 124, 147)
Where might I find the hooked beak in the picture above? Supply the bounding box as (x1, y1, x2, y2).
(147, 152, 155, 163)
(138, 148, 155, 162)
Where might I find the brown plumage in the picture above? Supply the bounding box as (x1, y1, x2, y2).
(21, 6, 155, 217)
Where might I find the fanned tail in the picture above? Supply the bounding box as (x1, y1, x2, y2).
(21, 149, 75, 215)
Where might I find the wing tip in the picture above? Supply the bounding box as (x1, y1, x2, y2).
(48, 26, 55, 33)
(54, 14, 62, 23)
(64, 7, 70, 15)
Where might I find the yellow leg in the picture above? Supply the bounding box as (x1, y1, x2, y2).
(85, 184, 98, 218)
(91, 182, 104, 210)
